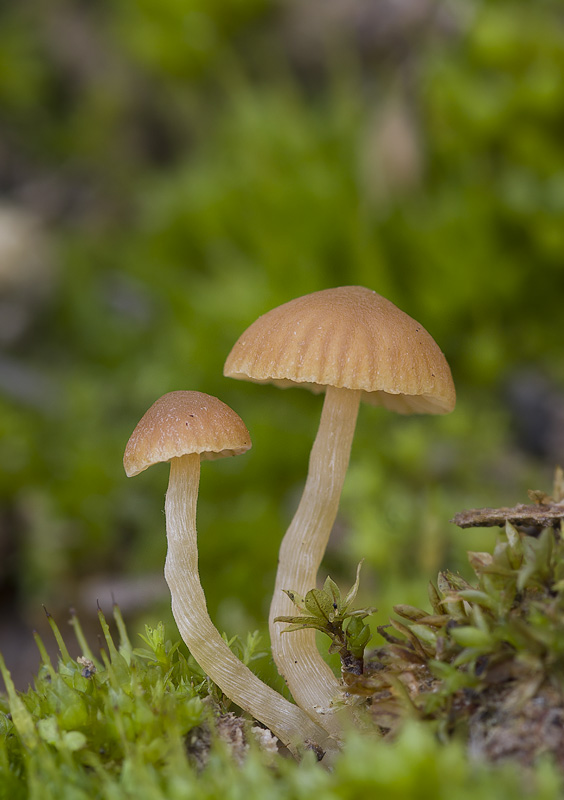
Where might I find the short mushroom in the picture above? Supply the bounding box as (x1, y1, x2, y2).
(123, 390, 334, 756)
(224, 287, 456, 736)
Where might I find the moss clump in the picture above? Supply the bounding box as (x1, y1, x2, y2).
(2, 617, 562, 800)
(0, 605, 256, 799)
(350, 472, 564, 769)
(4, 477, 564, 797)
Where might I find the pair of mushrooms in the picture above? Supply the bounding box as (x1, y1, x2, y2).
(123, 286, 456, 756)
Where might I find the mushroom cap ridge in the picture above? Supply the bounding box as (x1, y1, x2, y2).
(124, 390, 251, 477)
(224, 286, 455, 415)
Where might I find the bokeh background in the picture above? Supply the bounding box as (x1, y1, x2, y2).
(1, 0, 563, 691)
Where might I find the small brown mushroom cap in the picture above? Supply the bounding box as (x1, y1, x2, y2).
(123, 390, 251, 477)
(224, 286, 455, 415)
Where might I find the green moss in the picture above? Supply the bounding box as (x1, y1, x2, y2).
(2, 620, 562, 799)
(350, 474, 564, 770)
(0, 606, 208, 798)
(4, 481, 564, 796)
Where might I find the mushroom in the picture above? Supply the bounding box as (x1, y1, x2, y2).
(224, 287, 456, 736)
(123, 390, 334, 756)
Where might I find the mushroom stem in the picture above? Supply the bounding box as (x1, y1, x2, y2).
(163, 453, 335, 756)
(269, 386, 361, 737)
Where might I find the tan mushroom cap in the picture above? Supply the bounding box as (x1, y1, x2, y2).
(224, 286, 455, 415)
(124, 390, 252, 477)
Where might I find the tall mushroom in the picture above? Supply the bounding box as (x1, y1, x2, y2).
(123, 390, 334, 756)
(224, 287, 456, 736)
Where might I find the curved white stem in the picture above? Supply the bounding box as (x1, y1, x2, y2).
(269, 387, 361, 738)
(163, 454, 335, 757)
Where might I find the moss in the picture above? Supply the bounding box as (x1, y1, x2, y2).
(4, 477, 564, 796)
(348, 470, 564, 770)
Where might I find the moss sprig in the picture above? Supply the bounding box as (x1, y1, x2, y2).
(275, 563, 377, 678)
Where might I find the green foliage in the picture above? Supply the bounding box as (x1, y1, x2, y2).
(276, 563, 376, 676)
(2, 606, 563, 799)
(0, 606, 208, 799)
(356, 485, 564, 757)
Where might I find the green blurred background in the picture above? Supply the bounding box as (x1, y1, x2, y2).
(1, 0, 563, 691)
